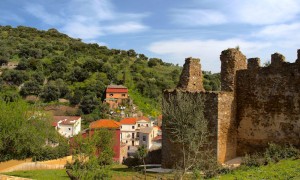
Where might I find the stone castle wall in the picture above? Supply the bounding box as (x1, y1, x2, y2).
(162, 90, 218, 168)
(162, 48, 300, 167)
(236, 52, 300, 155)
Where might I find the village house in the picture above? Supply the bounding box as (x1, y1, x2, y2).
(104, 85, 128, 109)
(120, 117, 140, 147)
(138, 126, 162, 150)
(89, 119, 127, 163)
(52, 116, 81, 138)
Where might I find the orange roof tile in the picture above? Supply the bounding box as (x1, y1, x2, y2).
(90, 119, 121, 129)
(137, 116, 150, 122)
(106, 88, 128, 93)
(120, 117, 137, 124)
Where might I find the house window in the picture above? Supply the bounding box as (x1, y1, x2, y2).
(138, 124, 140, 127)
(121, 126, 122, 129)
(146, 124, 149, 127)
(132, 126, 134, 129)
(68, 128, 71, 131)
(137, 132, 139, 137)
(143, 135, 146, 141)
(132, 133, 135, 138)
(122, 94, 126, 97)
(110, 93, 113, 97)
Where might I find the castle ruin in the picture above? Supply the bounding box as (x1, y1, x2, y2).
(162, 48, 300, 168)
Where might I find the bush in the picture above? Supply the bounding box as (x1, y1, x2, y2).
(123, 157, 140, 168)
(264, 143, 300, 163)
(241, 143, 300, 168)
(242, 153, 265, 167)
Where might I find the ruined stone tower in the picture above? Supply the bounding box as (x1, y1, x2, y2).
(177, 57, 205, 92)
(220, 48, 247, 92)
(162, 48, 300, 168)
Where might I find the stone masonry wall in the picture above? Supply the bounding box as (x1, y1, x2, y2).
(177, 57, 205, 92)
(161, 90, 218, 168)
(220, 48, 247, 92)
(217, 92, 236, 163)
(236, 52, 300, 155)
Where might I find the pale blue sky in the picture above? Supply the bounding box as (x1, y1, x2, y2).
(1, 0, 300, 72)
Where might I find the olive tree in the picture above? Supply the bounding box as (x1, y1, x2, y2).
(162, 90, 211, 179)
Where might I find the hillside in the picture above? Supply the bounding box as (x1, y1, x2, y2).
(0, 25, 220, 117)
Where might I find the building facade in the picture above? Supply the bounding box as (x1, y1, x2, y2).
(52, 116, 81, 138)
(104, 85, 128, 109)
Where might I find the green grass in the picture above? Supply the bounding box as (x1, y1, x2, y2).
(215, 159, 300, 180)
(4, 160, 300, 180)
(3, 169, 69, 180)
(1, 165, 166, 180)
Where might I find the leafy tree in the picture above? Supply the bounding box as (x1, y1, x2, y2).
(70, 89, 83, 105)
(41, 82, 60, 102)
(31, 71, 45, 85)
(20, 81, 42, 96)
(0, 99, 68, 162)
(136, 145, 148, 179)
(127, 49, 137, 57)
(66, 129, 114, 180)
(79, 94, 100, 114)
(2, 70, 29, 86)
(162, 90, 211, 179)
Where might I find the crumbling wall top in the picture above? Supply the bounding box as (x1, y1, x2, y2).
(220, 48, 247, 92)
(177, 57, 205, 92)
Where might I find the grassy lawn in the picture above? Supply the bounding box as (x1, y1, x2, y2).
(2, 165, 172, 180)
(3, 169, 69, 180)
(215, 159, 300, 180)
(3, 159, 300, 179)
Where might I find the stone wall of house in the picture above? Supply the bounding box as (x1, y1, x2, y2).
(236, 51, 300, 155)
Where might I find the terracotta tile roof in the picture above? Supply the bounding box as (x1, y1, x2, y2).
(52, 116, 81, 126)
(90, 119, 121, 129)
(120, 117, 137, 124)
(137, 116, 150, 122)
(139, 127, 153, 134)
(106, 85, 128, 93)
(157, 115, 162, 120)
(152, 135, 162, 141)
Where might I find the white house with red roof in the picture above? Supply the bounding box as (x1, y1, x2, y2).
(52, 116, 81, 138)
(104, 85, 128, 109)
(139, 126, 162, 150)
(120, 117, 139, 147)
(120, 116, 153, 148)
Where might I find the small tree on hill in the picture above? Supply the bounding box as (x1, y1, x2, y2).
(136, 145, 148, 179)
(162, 90, 211, 179)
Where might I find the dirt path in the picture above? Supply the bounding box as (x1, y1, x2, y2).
(0, 156, 72, 173)
(0, 159, 31, 172)
(0, 174, 32, 180)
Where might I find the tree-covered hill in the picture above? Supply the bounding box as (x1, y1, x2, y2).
(0, 25, 220, 117)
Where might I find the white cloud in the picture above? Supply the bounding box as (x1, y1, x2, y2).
(104, 22, 148, 34)
(148, 39, 271, 72)
(171, 0, 300, 26)
(24, 4, 63, 25)
(231, 0, 300, 25)
(171, 9, 227, 26)
(255, 23, 300, 39)
(24, 0, 148, 40)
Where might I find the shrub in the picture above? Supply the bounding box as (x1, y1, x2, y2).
(123, 157, 140, 168)
(242, 153, 265, 167)
(264, 143, 300, 163)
